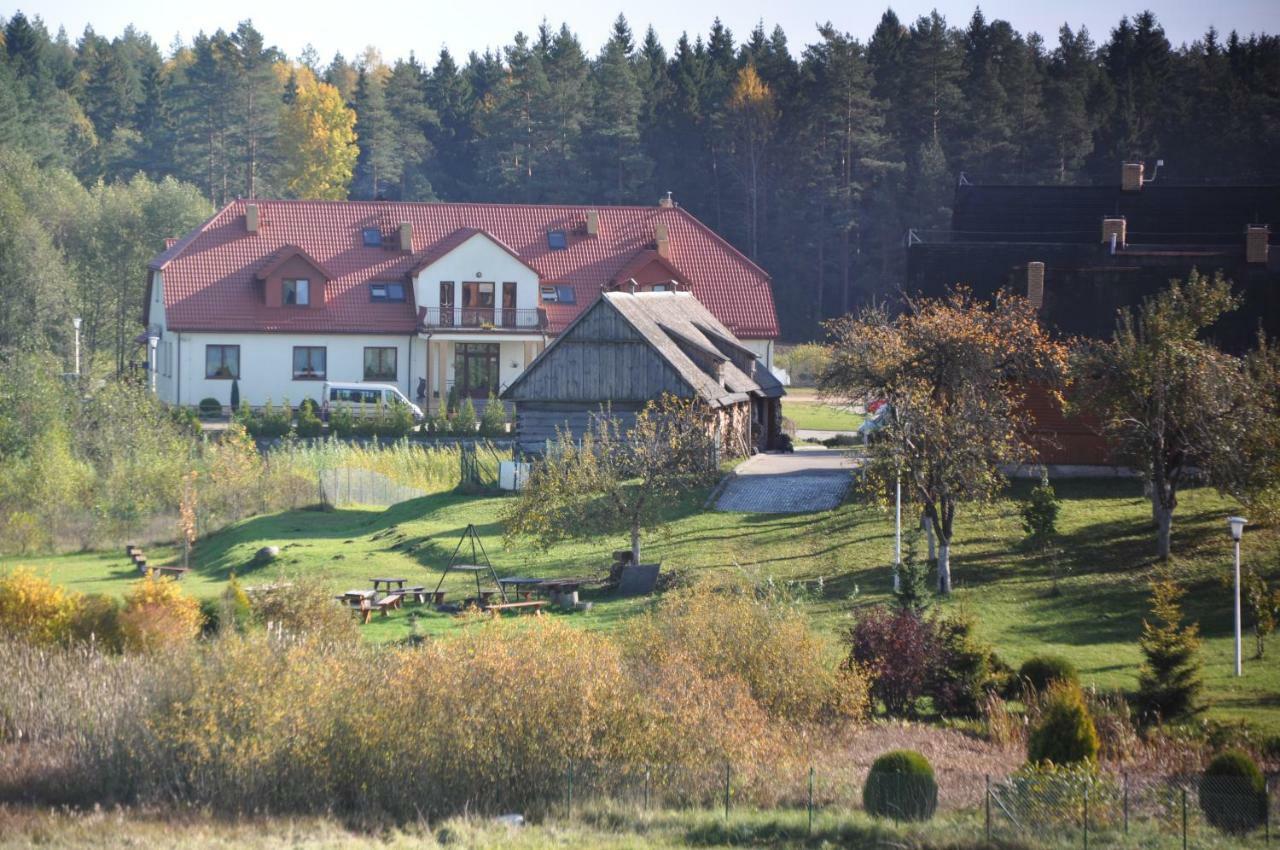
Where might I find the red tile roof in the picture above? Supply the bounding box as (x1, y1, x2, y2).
(148, 200, 779, 338)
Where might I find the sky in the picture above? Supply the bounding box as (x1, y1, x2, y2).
(14, 0, 1277, 63)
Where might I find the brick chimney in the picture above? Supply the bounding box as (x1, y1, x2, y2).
(585, 209, 599, 236)
(658, 192, 675, 208)
(245, 203, 259, 233)
(399, 221, 413, 252)
(655, 222, 671, 259)
(1027, 262, 1045, 309)
(1101, 217, 1127, 250)
(1246, 225, 1270, 264)
(1121, 161, 1144, 192)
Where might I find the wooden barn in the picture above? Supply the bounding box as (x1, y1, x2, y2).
(501, 290, 784, 457)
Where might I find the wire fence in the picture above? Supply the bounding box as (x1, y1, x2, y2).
(318, 467, 428, 508)
(467, 761, 1277, 848)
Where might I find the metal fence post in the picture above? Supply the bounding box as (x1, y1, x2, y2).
(1122, 772, 1129, 834)
(985, 775, 992, 843)
(808, 766, 814, 836)
(1266, 776, 1271, 845)
(643, 765, 650, 813)
(1083, 785, 1089, 850)
(567, 759, 574, 819)
(723, 762, 731, 821)
(1182, 785, 1188, 850)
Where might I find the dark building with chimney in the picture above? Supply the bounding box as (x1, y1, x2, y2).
(905, 162, 1280, 465)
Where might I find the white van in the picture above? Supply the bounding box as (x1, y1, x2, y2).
(321, 382, 424, 421)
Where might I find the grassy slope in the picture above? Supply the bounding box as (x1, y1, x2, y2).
(780, 391, 864, 431)
(6, 477, 1279, 730)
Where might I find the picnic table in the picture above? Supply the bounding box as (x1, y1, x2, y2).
(369, 577, 408, 593)
(338, 589, 377, 602)
(498, 577, 545, 600)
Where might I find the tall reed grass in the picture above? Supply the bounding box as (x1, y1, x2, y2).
(0, 588, 861, 820)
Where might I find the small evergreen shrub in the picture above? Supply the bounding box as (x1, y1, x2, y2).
(453, 397, 478, 434)
(297, 397, 320, 416)
(251, 399, 293, 439)
(480, 392, 508, 436)
(329, 405, 356, 437)
(1027, 683, 1099, 766)
(1200, 750, 1267, 835)
(295, 403, 323, 438)
(197, 397, 223, 418)
(928, 612, 995, 718)
(863, 750, 938, 821)
(1136, 574, 1204, 724)
(1019, 655, 1079, 692)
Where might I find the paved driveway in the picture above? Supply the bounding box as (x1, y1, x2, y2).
(714, 448, 858, 513)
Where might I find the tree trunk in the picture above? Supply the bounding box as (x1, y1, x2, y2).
(937, 540, 951, 594)
(631, 522, 642, 566)
(1155, 502, 1173, 561)
(922, 514, 936, 563)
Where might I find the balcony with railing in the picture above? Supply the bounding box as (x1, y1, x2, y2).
(419, 307, 548, 332)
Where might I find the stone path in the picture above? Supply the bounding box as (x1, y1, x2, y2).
(714, 447, 858, 513)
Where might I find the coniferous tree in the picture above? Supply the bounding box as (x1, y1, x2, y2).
(1136, 572, 1205, 724)
(384, 54, 437, 200)
(352, 65, 394, 198)
(586, 17, 651, 203)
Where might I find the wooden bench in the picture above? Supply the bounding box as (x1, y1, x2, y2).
(375, 593, 404, 617)
(148, 564, 190, 579)
(485, 600, 549, 617)
(403, 586, 427, 604)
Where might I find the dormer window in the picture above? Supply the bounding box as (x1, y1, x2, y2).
(370, 282, 406, 302)
(362, 228, 383, 247)
(283, 278, 310, 306)
(540, 284, 575, 304)
(546, 230, 568, 250)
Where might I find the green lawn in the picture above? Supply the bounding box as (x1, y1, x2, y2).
(781, 398, 864, 431)
(6, 477, 1279, 730)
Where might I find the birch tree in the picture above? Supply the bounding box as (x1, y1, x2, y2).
(821, 289, 1068, 593)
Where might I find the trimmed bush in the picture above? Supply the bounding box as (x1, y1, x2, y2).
(1019, 655, 1078, 692)
(198, 397, 223, 418)
(863, 750, 938, 821)
(1028, 683, 1100, 766)
(453, 397, 478, 434)
(1200, 750, 1267, 835)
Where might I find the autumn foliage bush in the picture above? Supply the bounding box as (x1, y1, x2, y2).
(0, 567, 78, 645)
(118, 573, 203, 652)
(0, 587, 864, 818)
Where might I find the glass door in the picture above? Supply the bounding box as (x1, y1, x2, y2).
(454, 343, 500, 398)
(439, 282, 455, 326)
(461, 282, 495, 326)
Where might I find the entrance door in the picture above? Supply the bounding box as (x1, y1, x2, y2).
(461, 282, 495, 326)
(454, 343, 500, 398)
(501, 282, 517, 327)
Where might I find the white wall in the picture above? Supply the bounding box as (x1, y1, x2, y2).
(165, 331, 416, 408)
(412, 232, 540, 325)
(740, 338, 774, 370)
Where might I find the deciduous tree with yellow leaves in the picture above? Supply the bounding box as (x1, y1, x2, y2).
(277, 68, 358, 199)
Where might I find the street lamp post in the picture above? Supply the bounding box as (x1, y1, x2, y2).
(1228, 516, 1247, 677)
(893, 466, 901, 593)
(72, 316, 82, 377)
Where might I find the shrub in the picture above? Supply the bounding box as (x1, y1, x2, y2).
(453, 397, 478, 434)
(295, 403, 323, 438)
(862, 750, 938, 821)
(66, 593, 122, 652)
(628, 581, 869, 724)
(1200, 750, 1267, 835)
(1136, 573, 1204, 724)
(329, 405, 355, 437)
(249, 574, 357, 643)
(221, 573, 253, 633)
(480, 393, 508, 436)
(198, 397, 223, 418)
(170, 406, 202, 435)
(1002, 763, 1122, 829)
(1018, 654, 1078, 693)
(0, 567, 78, 645)
(251, 399, 293, 439)
(1019, 469, 1060, 547)
(297, 398, 319, 416)
(1027, 683, 1099, 766)
(846, 606, 935, 717)
(928, 612, 995, 717)
(119, 573, 203, 652)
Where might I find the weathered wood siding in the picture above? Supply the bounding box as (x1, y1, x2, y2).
(514, 402, 642, 456)
(505, 300, 694, 404)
